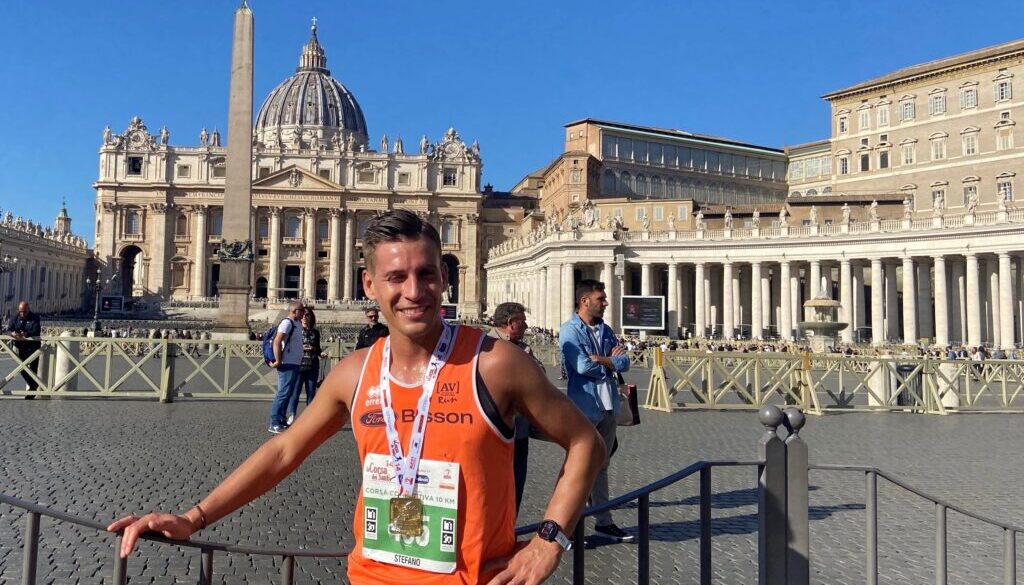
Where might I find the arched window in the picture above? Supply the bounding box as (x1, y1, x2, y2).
(651, 176, 663, 198)
(823, 186, 833, 194)
(441, 220, 458, 245)
(175, 213, 188, 236)
(619, 171, 633, 196)
(635, 174, 648, 197)
(125, 209, 141, 235)
(286, 214, 301, 238)
(601, 169, 616, 194)
(806, 189, 818, 196)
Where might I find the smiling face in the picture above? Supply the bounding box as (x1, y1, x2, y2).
(362, 236, 447, 341)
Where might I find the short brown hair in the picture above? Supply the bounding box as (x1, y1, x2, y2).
(574, 279, 606, 308)
(492, 302, 526, 327)
(362, 210, 441, 271)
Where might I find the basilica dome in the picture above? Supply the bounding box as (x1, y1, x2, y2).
(254, 21, 368, 149)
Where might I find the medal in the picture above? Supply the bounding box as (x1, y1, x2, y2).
(389, 496, 424, 536)
(377, 322, 457, 538)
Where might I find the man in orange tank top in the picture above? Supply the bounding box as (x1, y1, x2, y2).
(108, 210, 606, 585)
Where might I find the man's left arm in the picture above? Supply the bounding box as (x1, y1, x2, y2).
(607, 332, 630, 373)
(481, 340, 605, 585)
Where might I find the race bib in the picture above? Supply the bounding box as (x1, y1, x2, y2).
(361, 454, 461, 573)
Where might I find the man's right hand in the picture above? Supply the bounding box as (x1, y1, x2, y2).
(611, 346, 626, 357)
(107, 512, 198, 558)
(268, 360, 280, 368)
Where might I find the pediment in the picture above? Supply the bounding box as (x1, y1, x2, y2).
(253, 165, 339, 190)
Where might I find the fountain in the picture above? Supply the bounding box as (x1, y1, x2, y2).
(797, 282, 848, 353)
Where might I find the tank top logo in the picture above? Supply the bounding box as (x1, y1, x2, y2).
(360, 410, 387, 427)
(438, 381, 460, 404)
(359, 408, 475, 427)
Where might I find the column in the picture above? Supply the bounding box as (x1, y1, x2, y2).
(149, 204, 169, 296)
(951, 259, 966, 345)
(989, 258, 1001, 347)
(192, 206, 208, 297)
(854, 263, 866, 341)
(966, 254, 982, 347)
(722, 261, 734, 339)
(680, 265, 692, 336)
(562, 262, 575, 323)
(667, 262, 679, 337)
(902, 256, 917, 345)
(539, 266, 548, 330)
(304, 209, 317, 300)
(790, 270, 801, 338)
(840, 259, 853, 344)
(733, 266, 743, 333)
(885, 262, 899, 342)
(1000, 252, 1015, 349)
(751, 262, 763, 340)
(694, 262, 706, 338)
(917, 261, 933, 340)
(760, 266, 772, 336)
(871, 258, 884, 345)
(602, 262, 616, 331)
(933, 255, 949, 347)
(268, 207, 282, 299)
(807, 260, 821, 319)
(343, 211, 355, 301)
(328, 209, 342, 301)
(780, 260, 792, 341)
(640, 262, 652, 296)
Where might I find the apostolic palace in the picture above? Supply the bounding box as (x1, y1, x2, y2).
(78, 24, 1024, 348)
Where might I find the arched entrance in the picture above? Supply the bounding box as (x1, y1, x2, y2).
(442, 254, 460, 304)
(119, 245, 143, 298)
(254, 277, 268, 299)
(315, 278, 328, 301)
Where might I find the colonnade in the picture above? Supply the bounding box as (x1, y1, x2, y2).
(492, 253, 1024, 349)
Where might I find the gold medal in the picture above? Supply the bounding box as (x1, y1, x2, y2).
(389, 496, 424, 537)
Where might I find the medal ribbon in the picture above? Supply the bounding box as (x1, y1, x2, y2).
(378, 322, 457, 496)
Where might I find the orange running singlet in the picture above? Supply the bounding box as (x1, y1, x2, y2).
(348, 326, 516, 584)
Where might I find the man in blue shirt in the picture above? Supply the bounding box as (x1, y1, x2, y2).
(559, 279, 633, 542)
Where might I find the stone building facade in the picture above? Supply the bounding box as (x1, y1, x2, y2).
(485, 39, 1024, 349)
(92, 23, 485, 316)
(0, 205, 89, 319)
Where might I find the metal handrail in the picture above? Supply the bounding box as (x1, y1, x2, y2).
(2, 460, 762, 585)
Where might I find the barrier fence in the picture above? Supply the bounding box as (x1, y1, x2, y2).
(4, 337, 1024, 413)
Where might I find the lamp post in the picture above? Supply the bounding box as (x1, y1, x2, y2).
(85, 266, 116, 334)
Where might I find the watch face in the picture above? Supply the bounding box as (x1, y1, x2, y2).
(538, 521, 557, 540)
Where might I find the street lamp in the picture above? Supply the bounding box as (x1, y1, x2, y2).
(85, 266, 116, 334)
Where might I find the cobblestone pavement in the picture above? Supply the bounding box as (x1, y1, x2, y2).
(2, 379, 1024, 584)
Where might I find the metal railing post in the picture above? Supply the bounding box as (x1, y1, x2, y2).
(199, 548, 213, 585)
(866, 471, 878, 585)
(1005, 529, 1016, 585)
(784, 408, 809, 585)
(159, 338, 173, 403)
(936, 504, 947, 585)
(758, 405, 787, 585)
(21, 511, 40, 585)
(572, 522, 585, 585)
(112, 536, 127, 585)
(280, 555, 295, 585)
(638, 493, 650, 585)
(700, 466, 712, 585)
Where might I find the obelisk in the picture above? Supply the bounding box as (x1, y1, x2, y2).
(213, 1, 254, 337)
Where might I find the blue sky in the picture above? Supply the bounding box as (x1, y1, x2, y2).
(2, 0, 1023, 244)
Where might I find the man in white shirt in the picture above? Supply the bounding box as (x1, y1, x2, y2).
(267, 301, 306, 433)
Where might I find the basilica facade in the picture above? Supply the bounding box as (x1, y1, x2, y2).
(93, 24, 485, 316)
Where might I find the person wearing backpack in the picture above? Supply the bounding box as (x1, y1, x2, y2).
(266, 301, 306, 434)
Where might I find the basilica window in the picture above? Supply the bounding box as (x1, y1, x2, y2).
(928, 92, 946, 116)
(358, 169, 376, 183)
(442, 168, 458, 187)
(317, 219, 329, 240)
(666, 178, 678, 198)
(127, 156, 143, 176)
(877, 104, 890, 127)
(258, 167, 272, 179)
(212, 164, 226, 179)
(653, 206, 663, 221)
(838, 115, 848, 134)
(170, 262, 187, 289)
(635, 174, 648, 197)
(899, 100, 915, 121)
(176, 165, 191, 178)
(651, 176, 664, 198)
(286, 214, 301, 238)
(175, 213, 188, 237)
(838, 156, 849, 175)
(878, 150, 889, 169)
(995, 79, 1013, 102)
(931, 137, 947, 160)
(901, 143, 916, 165)
(635, 207, 647, 221)
(441, 220, 458, 245)
(858, 109, 870, 131)
(860, 153, 870, 172)
(398, 172, 411, 186)
(258, 217, 269, 239)
(357, 214, 372, 239)
(124, 210, 142, 235)
(619, 171, 633, 195)
(962, 183, 977, 207)
(209, 210, 223, 237)
(960, 85, 978, 109)
(318, 169, 331, 181)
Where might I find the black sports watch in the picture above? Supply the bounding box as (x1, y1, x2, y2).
(537, 520, 573, 551)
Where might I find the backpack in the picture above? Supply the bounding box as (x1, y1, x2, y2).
(262, 319, 296, 366)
